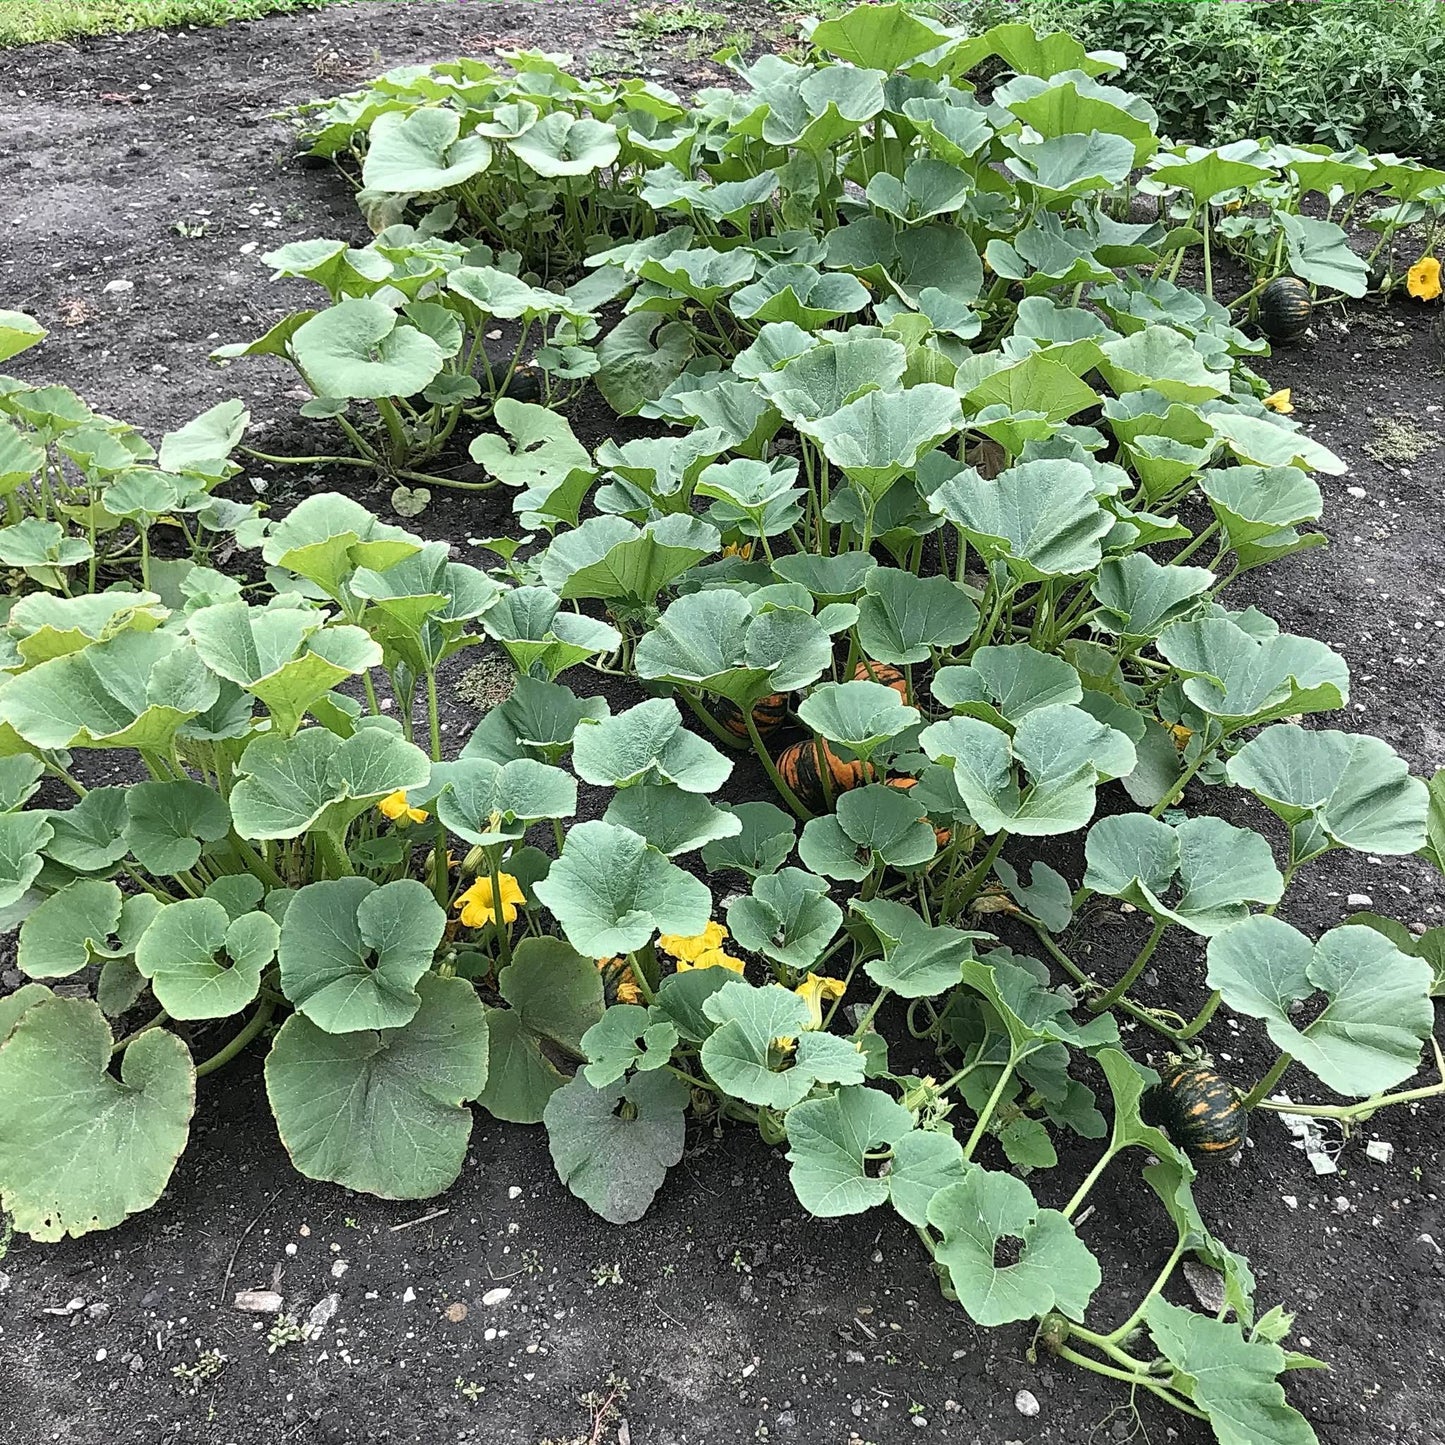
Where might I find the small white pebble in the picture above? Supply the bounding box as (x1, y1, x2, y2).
(1014, 1390, 1040, 1418)
(1282, 1195, 1298, 1210)
(482, 1287, 512, 1308)
(402, 1286, 416, 1304)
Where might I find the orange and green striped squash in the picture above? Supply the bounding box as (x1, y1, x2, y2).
(1153, 1063, 1247, 1163)
(852, 659, 908, 702)
(776, 737, 871, 812)
(712, 692, 789, 743)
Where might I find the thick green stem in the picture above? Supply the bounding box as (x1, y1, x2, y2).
(961, 1056, 1017, 1162)
(746, 708, 812, 820)
(1090, 918, 1168, 1014)
(1064, 1144, 1120, 1220)
(1242, 1053, 1293, 1110)
(195, 997, 277, 1078)
(111, 1009, 170, 1056)
(488, 849, 513, 969)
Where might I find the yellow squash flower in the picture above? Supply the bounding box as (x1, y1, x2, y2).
(675, 948, 745, 975)
(795, 973, 847, 1030)
(1263, 388, 1293, 415)
(1407, 255, 1441, 302)
(658, 920, 729, 964)
(455, 874, 526, 929)
(378, 789, 428, 824)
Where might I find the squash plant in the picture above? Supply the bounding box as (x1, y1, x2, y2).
(0, 313, 258, 595)
(5, 8, 1445, 1442)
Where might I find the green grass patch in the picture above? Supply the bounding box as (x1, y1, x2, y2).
(0, 0, 342, 48)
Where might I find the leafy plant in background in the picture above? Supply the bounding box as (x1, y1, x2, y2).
(951, 0, 1445, 161)
(5, 8, 1445, 1442)
(212, 219, 598, 485)
(0, 312, 258, 596)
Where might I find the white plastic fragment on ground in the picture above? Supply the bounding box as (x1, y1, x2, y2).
(1274, 1096, 1339, 1175)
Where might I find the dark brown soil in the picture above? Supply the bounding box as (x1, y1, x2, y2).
(2, 5, 1445, 1445)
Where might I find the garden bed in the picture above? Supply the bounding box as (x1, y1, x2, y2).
(1, 4, 1444, 1444)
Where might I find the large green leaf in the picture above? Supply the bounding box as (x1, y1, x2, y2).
(229, 725, 431, 840)
(123, 779, 232, 876)
(477, 937, 604, 1124)
(921, 706, 1133, 836)
(481, 586, 621, 680)
(17, 879, 123, 979)
(1206, 918, 1434, 1097)
(602, 783, 741, 857)
(544, 1069, 687, 1224)
(800, 784, 937, 881)
(261, 491, 422, 598)
(0, 630, 217, 751)
(134, 898, 278, 1020)
(928, 458, 1111, 582)
(727, 867, 843, 973)
(785, 1084, 914, 1216)
(1083, 814, 1283, 936)
(511, 112, 620, 178)
(290, 299, 447, 401)
(0, 995, 194, 1241)
(1092, 553, 1214, 644)
(1004, 129, 1135, 203)
(1279, 214, 1369, 298)
(532, 820, 711, 958)
(799, 384, 963, 499)
(809, 2, 950, 69)
(850, 897, 988, 998)
(700, 801, 796, 878)
(278, 877, 446, 1033)
(0, 309, 47, 363)
(754, 337, 907, 425)
(636, 589, 831, 705)
(1155, 616, 1348, 729)
(362, 107, 494, 191)
(0, 812, 52, 910)
(572, 697, 731, 793)
(265, 973, 488, 1199)
(927, 1167, 1100, 1326)
(855, 567, 979, 664)
(797, 680, 919, 760)
(1226, 725, 1427, 859)
(433, 756, 576, 846)
(932, 643, 1082, 724)
(1144, 1298, 1316, 1445)
(699, 979, 864, 1110)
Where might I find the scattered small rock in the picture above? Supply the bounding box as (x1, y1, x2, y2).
(1182, 1260, 1226, 1313)
(102, 279, 134, 294)
(482, 1286, 512, 1308)
(1333, 1196, 1351, 1213)
(330, 1260, 348, 1280)
(1014, 1390, 1040, 1418)
(43, 1298, 87, 1318)
(508, 1186, 522, 1200)
(445, 1301, 468, 1323)
(1347, 893, 1373, 909)
(235, 1290, 284, 1314)
(402, 1286, 416, 1304)
(305, 1293, 341, 1339)
(1365, 1140, 1394, 1165)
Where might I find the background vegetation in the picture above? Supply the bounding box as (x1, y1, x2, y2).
(952, 0, 1445, 159)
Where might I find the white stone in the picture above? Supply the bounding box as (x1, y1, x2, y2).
(1014, 1390, 1040, 1418)
(102, 279, 134, 294)
(1365, 1140, 1394, 1165)
(482, 1287, 512, 1307)
(1347, 894, 1373, 909)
